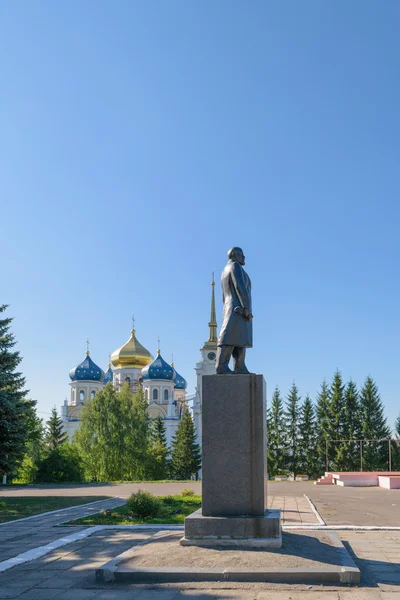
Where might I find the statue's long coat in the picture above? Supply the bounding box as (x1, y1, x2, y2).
(218, 259, 253, 348)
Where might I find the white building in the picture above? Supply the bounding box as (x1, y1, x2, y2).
(62, 326, 187, 444)
(62, 278, 217, 449)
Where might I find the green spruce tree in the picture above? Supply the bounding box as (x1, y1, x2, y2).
(45, 407, 68, 451)
(266, 386, 286, 476)
(342, 379, 361, 471)
(170, 408, 201, 480)
(329, 370, 347, 470)
(284, 382, 301, 477)
(0, 305, 35, 481)
(359, 376, 391, 470)
(148, 416, 169, 480)
(315, 379, 331, 474)
(298, 394, 318, 478)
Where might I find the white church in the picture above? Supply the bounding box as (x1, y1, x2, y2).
(61, 278, 218, 448)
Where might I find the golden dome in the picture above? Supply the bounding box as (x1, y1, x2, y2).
(111, 329, 153, 369)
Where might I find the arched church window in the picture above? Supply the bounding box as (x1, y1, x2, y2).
(153, 389, 158, 401)
(164, 389, 169, 401)
(145, 389, 148, 400)
(91, 390, 96, 399)
(79, 390, 85, 403)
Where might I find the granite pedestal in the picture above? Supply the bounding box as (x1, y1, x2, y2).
(182, 373, 281, 548)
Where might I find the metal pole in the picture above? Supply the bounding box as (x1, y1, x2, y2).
(326, 439, 328, 472)
(360, 440, 363, 472)
(389, 439, 392, 472)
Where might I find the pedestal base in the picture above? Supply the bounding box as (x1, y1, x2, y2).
(181, 508, 282, 548)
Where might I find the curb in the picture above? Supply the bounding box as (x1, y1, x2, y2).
(303, 494, 326, 525)
(95, 529, 360, 585)
(97, 565, 360, 584)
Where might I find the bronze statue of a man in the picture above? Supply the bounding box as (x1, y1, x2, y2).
(216, 247, 253, 374)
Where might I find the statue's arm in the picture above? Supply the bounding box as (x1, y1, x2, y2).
(231, 263, 251, 310)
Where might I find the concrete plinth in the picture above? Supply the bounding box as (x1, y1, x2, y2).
(182, 508, 281, 548)
(183, 373, 281, 548)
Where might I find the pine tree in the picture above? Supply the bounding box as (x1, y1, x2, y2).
(170, 409, 201, 480)
(298, 395, 317, 478)
(0, 305, 35, 480)
(266, 386, 286, 476)
(284, 382, 301, 477)
(45, 407, 68, 451)
(315, 379, 331, 474)
(329, 370, 347, 470)
(342, 379, 361, 471)
(359, 376, 391, 470)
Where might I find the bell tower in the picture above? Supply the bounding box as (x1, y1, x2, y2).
(193, 274, 218, 446)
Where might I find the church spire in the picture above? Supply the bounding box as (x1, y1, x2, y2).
(208, 273, 217, 342)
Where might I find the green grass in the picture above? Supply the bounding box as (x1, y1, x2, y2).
(0, 496, 109, 523)
(67, 494, 202, 526)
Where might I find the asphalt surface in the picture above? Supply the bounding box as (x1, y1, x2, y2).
(1, 480, 399, 526)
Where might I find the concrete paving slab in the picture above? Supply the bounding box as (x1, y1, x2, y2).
(17, 590, 66, 600)
(0, 590, 25, 600)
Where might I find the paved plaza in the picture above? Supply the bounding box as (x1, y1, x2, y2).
(0, 482, 399, 598)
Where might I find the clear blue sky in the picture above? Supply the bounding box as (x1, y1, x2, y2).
(2, 1, 400, 428)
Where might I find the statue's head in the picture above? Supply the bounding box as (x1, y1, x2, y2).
(228, 247, 245, 266)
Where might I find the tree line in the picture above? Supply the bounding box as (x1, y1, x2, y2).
(267, 372, 400, 478)
(2, 304, 400, 483)
(13, 386, 201, 483)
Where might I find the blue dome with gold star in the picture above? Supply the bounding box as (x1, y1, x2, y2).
(141, 351, 175, 381)
(173, 368, 187, 390)
(69, 352, 105, 382)
(103, 363, 113, 385)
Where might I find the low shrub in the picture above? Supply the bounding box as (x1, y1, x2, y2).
(126, 490, 161, 519)
(163, 495, 176, 505)
(36, 444, 84, 483)
(180, 488, 195, 497)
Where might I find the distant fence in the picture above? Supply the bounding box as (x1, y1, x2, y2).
(325, 438, 400, 472)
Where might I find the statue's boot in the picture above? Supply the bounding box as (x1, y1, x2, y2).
(216, 345, 234, 374)
(233, 347, 250, 374)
